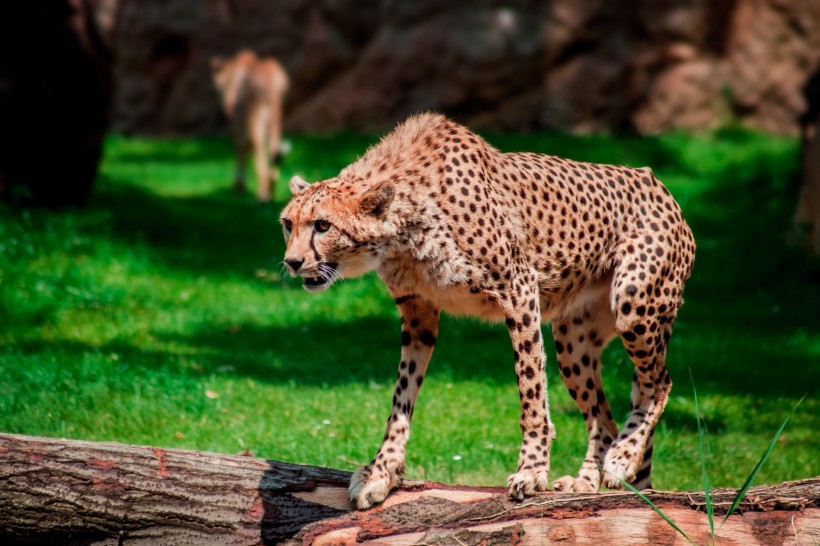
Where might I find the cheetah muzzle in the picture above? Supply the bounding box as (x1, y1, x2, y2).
(280, 113, 696, 510)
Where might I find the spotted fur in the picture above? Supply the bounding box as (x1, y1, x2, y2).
(280, 113, 696, 509)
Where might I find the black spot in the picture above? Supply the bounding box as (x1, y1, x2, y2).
(400, 376, 408, 389)
(420, 330, 436, 346)
(408, 360, 417, 375)
(401, 331, 411, 346)
(621, 302, 632, 315)
(626, 285, 637, 295)
(555, 341, 564, 354)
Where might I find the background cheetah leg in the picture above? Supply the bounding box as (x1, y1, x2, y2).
(551, 296, 618, 493)
(504, 275, 553, 500)
(250, 111, 272, 202)
(348, 293, 439, 509)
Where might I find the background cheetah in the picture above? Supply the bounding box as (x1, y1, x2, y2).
(280, 113, 696, 509)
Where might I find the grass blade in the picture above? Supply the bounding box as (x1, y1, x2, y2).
(620, 479, 696, 546)
(690, 371, 715, 542)
(720, 395, 806, 527)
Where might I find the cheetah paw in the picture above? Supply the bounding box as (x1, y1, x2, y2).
(348, 465, 401, 510)
(507, 469, 549, 500)
(552, 474, 598, 493)
(601, 448, 639, 489)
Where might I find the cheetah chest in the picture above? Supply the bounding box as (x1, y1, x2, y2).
(378, 259, 507, 322)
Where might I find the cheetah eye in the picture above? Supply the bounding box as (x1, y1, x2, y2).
(282, 218, 293, 231)
(315, 219, 331, 233)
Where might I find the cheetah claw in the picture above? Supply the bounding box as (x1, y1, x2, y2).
(553, 474, 598, 493)
(507, 469, 549, 500)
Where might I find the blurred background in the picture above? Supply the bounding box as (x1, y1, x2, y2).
(65, 0, 820, 134)
(0, 0, 818, 491)
(4, 0, 820, 203)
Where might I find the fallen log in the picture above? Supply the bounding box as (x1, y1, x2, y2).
(0, 433, 817, 545)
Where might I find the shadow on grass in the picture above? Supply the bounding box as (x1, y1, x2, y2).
(90, 178, 287, 276)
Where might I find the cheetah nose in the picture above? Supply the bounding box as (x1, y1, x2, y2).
(284, 259, 303, 275)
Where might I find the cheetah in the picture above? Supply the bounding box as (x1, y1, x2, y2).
(280, 113, 696, 510)
(211, 50, 288, 202)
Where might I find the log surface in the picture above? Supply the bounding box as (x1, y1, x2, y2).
(0, 433, 817, 545)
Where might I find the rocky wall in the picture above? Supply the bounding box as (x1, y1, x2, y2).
(105, 0, 820, 135)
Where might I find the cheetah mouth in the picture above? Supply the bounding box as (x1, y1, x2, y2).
(302, 262, 338, 292)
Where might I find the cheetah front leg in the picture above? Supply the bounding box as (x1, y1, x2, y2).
(348, 293, 439, 510)
(503, 275, 554, 500)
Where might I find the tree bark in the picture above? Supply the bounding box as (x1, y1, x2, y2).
(1, 434, 818, 545)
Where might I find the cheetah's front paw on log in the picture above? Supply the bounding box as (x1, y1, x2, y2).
(507, 469, 549, 500)
(348, 464, 402, 510)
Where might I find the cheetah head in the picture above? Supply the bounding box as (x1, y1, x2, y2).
(280, 175, 395, 293)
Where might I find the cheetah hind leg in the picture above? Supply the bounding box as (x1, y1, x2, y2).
(601, 319, 675, 489)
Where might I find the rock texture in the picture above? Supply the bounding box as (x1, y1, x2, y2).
(102, 0, 820, 135)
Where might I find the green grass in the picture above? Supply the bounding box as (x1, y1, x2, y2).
(1, 128, 818, 491)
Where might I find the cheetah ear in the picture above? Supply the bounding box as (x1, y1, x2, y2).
(289, 175, 311, 195)
(359, 182, 395, 217)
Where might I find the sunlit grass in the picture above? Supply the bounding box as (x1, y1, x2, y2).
(0, 129, 817, 490)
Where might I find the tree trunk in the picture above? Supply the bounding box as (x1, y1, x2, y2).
(796, 116, 820, 257)
(0, 1, 111, 208)
(796, 68, 820, 257)
(1, 434, 818, 545)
